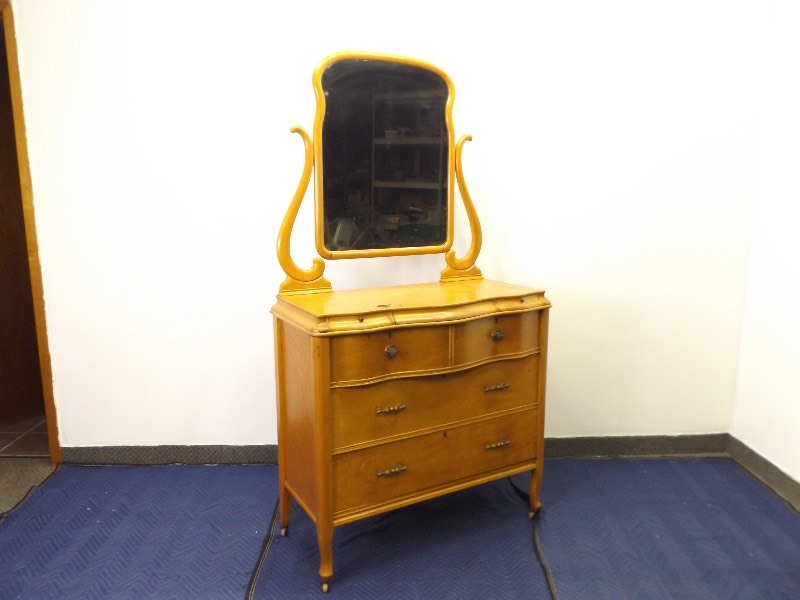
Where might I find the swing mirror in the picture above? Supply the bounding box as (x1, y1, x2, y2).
(312, 54, 455, 258)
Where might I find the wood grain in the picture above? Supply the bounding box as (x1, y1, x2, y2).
(273, 277, 549, 587)
(0, 13, 43, 427)
(332, 409, 538, 515)
(1, 4, 60, 462)
(331, 355, 539, 451)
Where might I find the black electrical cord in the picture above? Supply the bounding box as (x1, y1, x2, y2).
(0, 463, 62, 526)
(508, 478, 560, 600)
(245, 498, 280, 600)
(246, 483, 560, 600)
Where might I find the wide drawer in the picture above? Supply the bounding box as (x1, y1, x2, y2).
(330, 325, 449, 385)
(331, 356, 539, 450)
(332, 409, 538, 514)
(453, 311, 540, 367)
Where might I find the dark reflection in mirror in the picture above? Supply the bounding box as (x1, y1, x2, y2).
(321, 60, 448, 251)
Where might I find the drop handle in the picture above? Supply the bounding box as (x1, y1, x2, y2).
(376, 403, 406, 415)
(377, 464, 407, 477)
(384, 344, 399, 359)
(484, 383, 510, 393)
(484, 439, 511, 450)
(491, 330, 505, 342)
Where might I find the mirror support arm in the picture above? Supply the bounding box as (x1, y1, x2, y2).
(277, 127, 331, 294)
(441, 135, 483, 281)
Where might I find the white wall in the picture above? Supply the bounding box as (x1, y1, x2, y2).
(731, 1, 800, 483)
(8, 2, 780, 454)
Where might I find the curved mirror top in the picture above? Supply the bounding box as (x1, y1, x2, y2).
(314, 57, 453, 257)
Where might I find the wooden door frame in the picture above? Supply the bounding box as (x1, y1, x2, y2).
(2, 1, 61, 464)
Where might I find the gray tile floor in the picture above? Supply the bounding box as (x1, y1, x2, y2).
(0, 416, 49, 457)
(0, 416, 54, 514)
(0, 458, 54, 514)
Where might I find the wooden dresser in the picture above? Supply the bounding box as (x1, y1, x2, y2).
(272, 52, 551, 591)
(272, 278, 550, 589)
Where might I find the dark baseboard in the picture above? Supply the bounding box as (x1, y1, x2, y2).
(725, 436, 800, 513)
(61, 434, 799, 512)
(61, 445, 277, 465)
(545, 433, 730, 459)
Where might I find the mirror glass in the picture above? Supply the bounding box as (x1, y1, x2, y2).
(319, 59, 449, 252)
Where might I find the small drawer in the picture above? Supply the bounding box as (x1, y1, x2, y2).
(330, 326, 449, 385)
(331, 356, 539, 450)
(332, 409, 538, 514)
(453, 311, 539, 367)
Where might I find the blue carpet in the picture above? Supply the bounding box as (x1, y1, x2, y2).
(534, 458, 800, 599)
(1, 458, 799, 599)
(251, 476, 549, 598)
(0, 464, 275, 599)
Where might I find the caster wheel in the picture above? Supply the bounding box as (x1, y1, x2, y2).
(321, 582, 329, 593)
(280, 527, 288, 537)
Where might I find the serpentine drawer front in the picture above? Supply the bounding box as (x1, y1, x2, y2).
(331, 355, 539, 450)
(453, 312, 540, 366)
(272, 279, 550, 590)
(330, 325, 451, 384)
(332, 408, 538, 516)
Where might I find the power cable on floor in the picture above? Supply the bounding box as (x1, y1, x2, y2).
(246, 482, 560, 600)
(508, 478, 560, 600)
(245, 498, 280, 600)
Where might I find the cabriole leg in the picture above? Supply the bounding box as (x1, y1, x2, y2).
(279, 485, 291, 536)
(317, 521, 333, 592)
(529, 466, 542, 519)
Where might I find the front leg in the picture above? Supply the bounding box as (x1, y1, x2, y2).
(317, 520, 333, 592)
(529, 466, 542, 519)
(279, 485, 291, 536)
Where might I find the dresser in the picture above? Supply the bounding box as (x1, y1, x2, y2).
(272, 51, 550, 591)
(272, 278, 549, 590)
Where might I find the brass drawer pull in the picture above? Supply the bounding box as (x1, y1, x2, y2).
(377, 464, 407, 477)
(484, 439, 511, 450)
(384, 344, 399, 359)
(491, 330, 505, 342)
(484, 383, 510, 393)
(376, 403, 406, 415)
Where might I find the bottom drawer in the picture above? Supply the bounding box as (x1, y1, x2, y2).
(332, 409, 537, 514)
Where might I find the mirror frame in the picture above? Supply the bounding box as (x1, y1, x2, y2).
(312, 52, 456, 260)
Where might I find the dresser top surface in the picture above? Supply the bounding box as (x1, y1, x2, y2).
(272, 279, 549, 335)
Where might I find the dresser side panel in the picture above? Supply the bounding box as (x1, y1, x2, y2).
(279, 322, 320, 517)
(537, 308, 550, 454)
